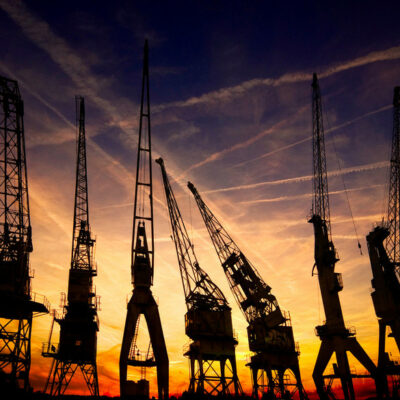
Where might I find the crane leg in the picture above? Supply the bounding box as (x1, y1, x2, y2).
(347, 336, 387, 398)
(313, 340, 334, 400)
(335, 347, 353, 400)
(119, 300, 140, 397)
(144, 302, 169, 400)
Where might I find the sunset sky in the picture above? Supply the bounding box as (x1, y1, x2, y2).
(1, 0, 400, 397)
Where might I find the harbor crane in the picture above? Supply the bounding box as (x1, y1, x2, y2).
(0, 75, 49, 392)
(156, 157, 241, 396)
(188, 182, 307, 399)
(308, 73, 383, 400)
(366, 86, 400, 397)
(42, 96, 100, 396)
(119, 40, 169, 400)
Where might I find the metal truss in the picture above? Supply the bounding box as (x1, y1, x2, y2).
(45, 359, 99, 396)
(0, 316, 32, 390)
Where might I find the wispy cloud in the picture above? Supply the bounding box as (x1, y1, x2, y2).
(240, 184, 383, 204)
(155, 45, 400, 112)
(233, 104, 392, 169)
(181, 106, 307, 176)
(0, 0, 135, 131)
(205, 161, 389, 194)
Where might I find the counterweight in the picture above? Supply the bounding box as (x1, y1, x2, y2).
(119, 40, 169, 400)
(156, 158, 241, 396)
(0, 76, 49, 392)
(42, 96, 100, 396)
(366, 86, 400, 397)
(309, 73, 383, 400)
(188, 182, 307, 400)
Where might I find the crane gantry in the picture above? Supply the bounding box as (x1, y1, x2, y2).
(0, 75, 49, 393)
(42, 96, 100, 396)
(119, 40, 169, 400)
(366, 86, 400, 397)
(188, 182, 307, 399)
(309, 73, 384, 400)
(156, 157, 241, 396)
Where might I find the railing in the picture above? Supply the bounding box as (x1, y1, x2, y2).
(282, 310, 292, 326)
(128, 348, 154, 363)
(182, 341, 191, 354)
(42, 342, 59, 356)
(31, 291, 51, 313)
(295, 341, 300, 354)
(347, 326, 356, 336)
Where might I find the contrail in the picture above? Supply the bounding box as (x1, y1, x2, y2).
(240, 184, 383, 204)
(180, 105, 307, 177)
(205, 161, 389, 194)
(155, 47, 400, 112)
(233, 104, 392, 169)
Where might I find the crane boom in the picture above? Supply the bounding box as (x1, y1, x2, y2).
(187, 182, 283, 326)
(156, 158, 228, 311)
(157, 158, 241, 396)
(188, 182, 307, 400)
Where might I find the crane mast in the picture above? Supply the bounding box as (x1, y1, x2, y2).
(119, 40, 169, 400)
(366, 86, 400, 397)
(188, 182, 306, 400)
(156, 158, 241, 396)
(0, 76, 49, 392)
(42, 96, 99, 396)
(309, 73, 383, 400)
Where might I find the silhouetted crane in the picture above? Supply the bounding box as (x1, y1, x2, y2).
(42, 96, 99, 396)
(188, 183, 307, 399)
(119, 40, 169, 400)
(309, 73, 383, 400)
(156, 157, 241, 396)
(366, 86, 400, 397)
(0, 76, 49, 392)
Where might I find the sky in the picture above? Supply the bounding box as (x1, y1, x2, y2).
(0, 0, 400, 398)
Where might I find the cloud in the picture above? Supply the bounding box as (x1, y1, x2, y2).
(240, 184, 383, 204)
(205, 161, 389, 194)
(181, 105, 307, 175)
(155, 45, 400, 112)
(233, 104, 392, 169)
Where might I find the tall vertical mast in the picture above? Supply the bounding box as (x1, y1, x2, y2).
(71, 97, 93, 271)
(309, 73, 382, 400)
(0, 76, 48, 392)
(366, 87, 400, 398)
(132, 39, 154, 282)
(386, 87, 400, 268)
(43, 96, 99, 397)
(312, 73, 331, 233)
(120, 41, 169, 400)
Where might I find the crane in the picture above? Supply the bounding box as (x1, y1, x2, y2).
(42, 96, 100, 396)
(188, 182, 307, 399)
(119, 40, 169, 400)
(156, 157, 241, 396)
(0, 76, 49, 393)
(309, 73, 383, 400)
(366, 86, 400, 397)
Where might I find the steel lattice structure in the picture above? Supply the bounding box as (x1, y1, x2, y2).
(0, 76, 48, 392)
(366, 87, 400, 398)
(309, 73, 383, 400)
(157, 158, 241, 396)
(119, 40, 169, 400)
(386, 87, 400, 269)
(42, 96, 99, 397)
(188, 182, 307, 400)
